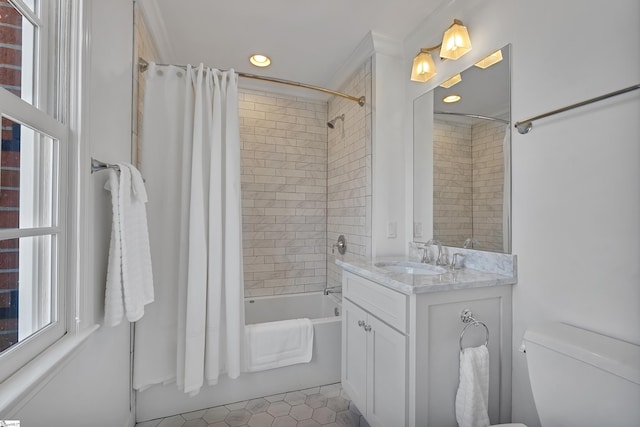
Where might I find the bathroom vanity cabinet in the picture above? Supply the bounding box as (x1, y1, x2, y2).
(339, 257, 516, 427)
(342, 275, 408, 426)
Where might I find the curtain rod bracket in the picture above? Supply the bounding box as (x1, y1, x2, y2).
(139, 58, 149, 73)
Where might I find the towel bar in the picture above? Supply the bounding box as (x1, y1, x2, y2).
(91, 157, 120, 174)
(459, 308, 489, 351)
(91, 158, 147, 182)
(514, 83, 640, 134)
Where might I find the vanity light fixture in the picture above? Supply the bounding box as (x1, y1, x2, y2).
(440, 20, 472, 60)
(439, 73, 462, 88)
(410, 46, 438, 82)
(474, 49, 503, 69)
(443, 94, 461, 103)
(249, 54, 271, 68)
(410, 19, 472, 83)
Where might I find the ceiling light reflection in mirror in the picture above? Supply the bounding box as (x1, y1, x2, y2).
(474, 49, 503, 69)
(440, 73, 461, 88)
(443, 94, 461, 103)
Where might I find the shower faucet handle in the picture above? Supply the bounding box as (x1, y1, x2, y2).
(332, 235, 347, 255)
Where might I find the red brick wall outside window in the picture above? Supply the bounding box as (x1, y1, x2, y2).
(0, 0, 23, 352)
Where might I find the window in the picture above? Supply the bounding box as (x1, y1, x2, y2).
(0, 0, 70, 382)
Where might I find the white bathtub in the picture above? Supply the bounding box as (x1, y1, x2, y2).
(245, 292, 341, 324)
(136, 292, 342, 422)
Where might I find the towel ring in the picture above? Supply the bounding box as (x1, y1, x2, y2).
(459, 308, 489, 351)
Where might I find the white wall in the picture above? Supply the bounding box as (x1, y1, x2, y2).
(404, 0, 640, 425)
(14, 0, 135, 425)
(510, 1, 639, 424)
(371, 38, 408, 257)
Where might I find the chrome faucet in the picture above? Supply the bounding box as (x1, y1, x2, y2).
(427, 239, 445, 266)
(414, 241, 431, 263)
(323, 287, 342, 296)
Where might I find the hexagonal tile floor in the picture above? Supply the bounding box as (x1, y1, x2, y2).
(135, 383, 369, 427)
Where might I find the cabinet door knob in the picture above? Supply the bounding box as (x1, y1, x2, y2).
(358, 320, 365, 327)
(364, 324, 372, 332)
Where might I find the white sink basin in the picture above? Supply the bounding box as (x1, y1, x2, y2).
(374, 261, 446, 276)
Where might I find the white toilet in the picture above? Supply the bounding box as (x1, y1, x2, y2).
(494, 321, 640, 427)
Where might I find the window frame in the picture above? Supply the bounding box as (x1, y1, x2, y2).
(0, 0, 74, 384)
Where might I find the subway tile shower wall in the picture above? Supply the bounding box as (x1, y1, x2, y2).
(326, 60, 372, 290)
(239, 60, 372, 296)
(470, 119, 505, 252)
(239, 89, 328, 297)
(433, 119, 474, 247)
(433, 118, 505, 252)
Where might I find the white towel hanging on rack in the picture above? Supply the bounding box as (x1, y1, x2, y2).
(104, 163, 154, 326)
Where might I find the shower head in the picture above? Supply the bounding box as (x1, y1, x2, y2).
(327, 114, 345, 129)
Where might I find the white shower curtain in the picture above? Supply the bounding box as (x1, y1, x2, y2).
(133, 63, 244, 396)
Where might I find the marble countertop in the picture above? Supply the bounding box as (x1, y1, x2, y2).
(336, 256, 517, 295)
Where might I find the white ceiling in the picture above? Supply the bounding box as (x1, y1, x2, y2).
(138, 0, 450, 96)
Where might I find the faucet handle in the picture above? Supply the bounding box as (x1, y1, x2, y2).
(451, 253, 465, 270)
(421, 246, 431, 263)
(332, 235, 347, 255)
(437, 252, 448, 266)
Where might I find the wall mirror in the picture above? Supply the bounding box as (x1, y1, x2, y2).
(413, 44, 511, 253)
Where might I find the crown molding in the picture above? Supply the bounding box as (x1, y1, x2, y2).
(326, 31, 402, 93)
(371, 31, 403, 58)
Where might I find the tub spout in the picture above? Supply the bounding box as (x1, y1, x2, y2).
(323, 287, 342, 296)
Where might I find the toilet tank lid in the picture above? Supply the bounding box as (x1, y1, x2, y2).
(524, 322, 640, 385)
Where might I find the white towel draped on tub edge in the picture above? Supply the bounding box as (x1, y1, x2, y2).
(455, 344, 490, 427)
(244, 318, 314, 373)
(104, 163, 154, 326)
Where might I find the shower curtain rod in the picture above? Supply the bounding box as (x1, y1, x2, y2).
(434, 111, 510, 124)
(138, 58, 366, 107)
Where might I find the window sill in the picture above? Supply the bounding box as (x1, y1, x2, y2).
(0, 324, 100, 416)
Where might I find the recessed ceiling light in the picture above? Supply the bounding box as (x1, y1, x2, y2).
(250, 54, 271, 68)
(443, 94, 461, 103)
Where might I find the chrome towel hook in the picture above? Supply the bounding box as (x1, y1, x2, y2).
(459, 308, 489, 351)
